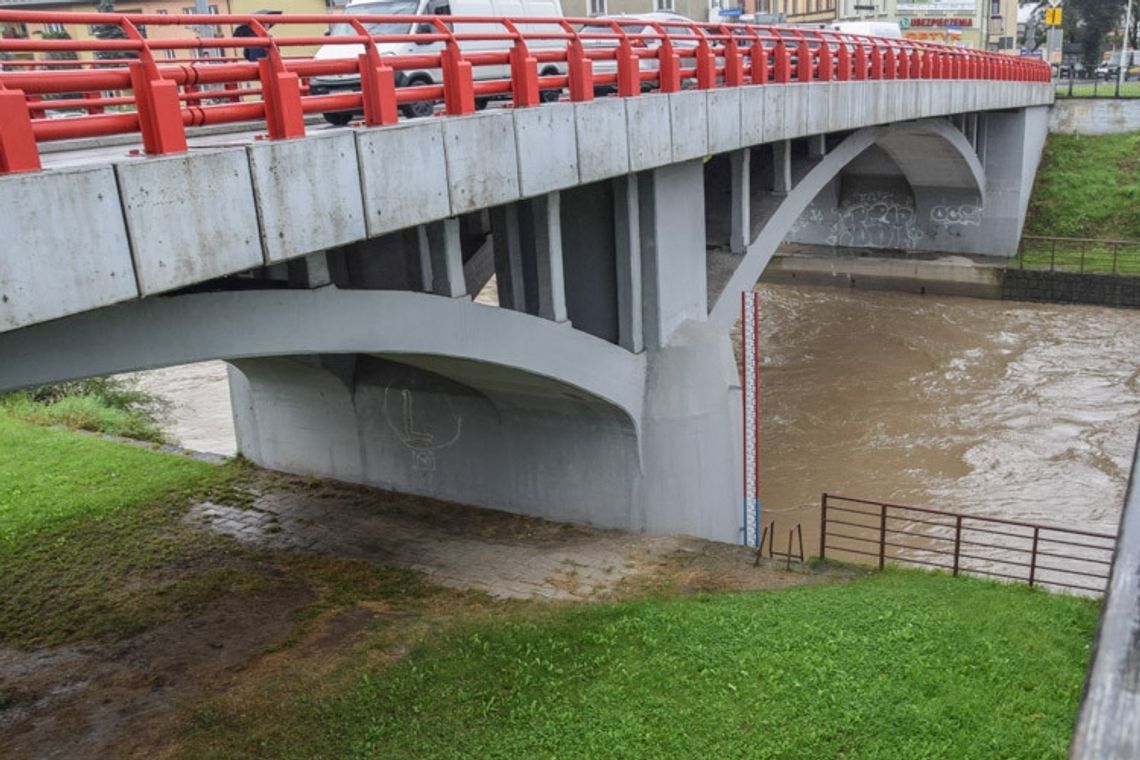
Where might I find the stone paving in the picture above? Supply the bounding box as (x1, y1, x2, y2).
(186, 487, 686, 600)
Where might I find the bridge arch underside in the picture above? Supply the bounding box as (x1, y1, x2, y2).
(229, 351, 646, 531)
(0, 287, 738, 538)
(787, 128, 985, 253)
(706, 107, 1048, 328)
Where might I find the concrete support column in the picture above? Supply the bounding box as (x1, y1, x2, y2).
(807, 134, 826, 158)
(402, 227, 433, 292)
(490, 204, 527, 311)
(639, 160, 707, 350)
(613, 175, 644, 353)
(523, 193, 568, 323)
(973, 106, 1049, 256)
(772, 140, 792, 195)
(425, 218, 466, 299)
(729, 148, 751, 255)
(287, 252, 332, 289)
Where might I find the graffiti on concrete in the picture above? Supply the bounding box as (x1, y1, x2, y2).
(788, 207, 825, 237)
(383, 384, 462, 472)
(825, 192, 923, 249)
(930, 204, 982, 227)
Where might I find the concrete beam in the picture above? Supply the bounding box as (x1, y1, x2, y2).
(115, 149, 263, 296)
(357, 121, 450, 237)
(442, 112, 521, 215)
(247, 130, 366, 264)
(0, 166, 136, 332)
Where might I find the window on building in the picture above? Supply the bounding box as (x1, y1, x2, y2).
(655, 0, 674, 11)
(990, 0, 1000, 17)
(589, 0, 606, 14)
(182, 4, 222, 36)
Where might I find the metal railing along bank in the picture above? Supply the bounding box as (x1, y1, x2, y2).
(0, 10, 1050, 174)
(819, 493, 1117, 594)
(1016, 234, 1140, 277)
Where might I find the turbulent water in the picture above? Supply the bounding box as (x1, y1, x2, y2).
(130, 284, 1140, 537)
(755, 284, 1140, 541)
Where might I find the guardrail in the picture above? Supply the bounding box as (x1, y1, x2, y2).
(1016, 235, 1140, 277)
(0, 10, 1049, 174)
(819, 493, 1117, 594)
(1054, 76, 1140, 99)
(1070, 430, 1140, 757)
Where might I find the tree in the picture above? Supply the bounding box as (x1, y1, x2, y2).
(1065, 0, 1129, 67)
(91, 0, 136, 61)
(42, 29, 79, 63)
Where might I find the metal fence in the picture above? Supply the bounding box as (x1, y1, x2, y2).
(1054, 76, 1140, 99)
(819, 493, 1117, 594)
(1016, 235, 1140, 276)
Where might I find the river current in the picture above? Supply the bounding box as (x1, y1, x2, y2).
(129, 284, 1140, 538)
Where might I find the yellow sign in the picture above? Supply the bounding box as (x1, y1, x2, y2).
(1045, 7, 1063, 26)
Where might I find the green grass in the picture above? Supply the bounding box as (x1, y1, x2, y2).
(180, 569, 1099, 760)
(0, 414, 223, 541)
(1023, 132, 1140, 242)
(1015, 242, 1140, 275)
(0, 413, 253, 646)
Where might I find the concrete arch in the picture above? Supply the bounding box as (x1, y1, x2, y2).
(709, 118, 985, 329)
(0, 288, 646, 426)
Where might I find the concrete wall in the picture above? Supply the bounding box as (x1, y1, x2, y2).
(1050, 98, 1140, 134)
(3, 80, 1053, 336)
(763, 250, 1005, 299)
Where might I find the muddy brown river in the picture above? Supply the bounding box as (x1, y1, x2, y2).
(130, 284, 1140, 547)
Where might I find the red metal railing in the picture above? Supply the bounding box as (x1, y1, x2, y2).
(819, 493, 1117, 594)
(0, 10, 1051, 174)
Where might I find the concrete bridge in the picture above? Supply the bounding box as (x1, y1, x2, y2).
(0, 12, 1052, 542)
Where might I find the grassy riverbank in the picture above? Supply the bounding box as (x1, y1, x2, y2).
(1, 415, 1101, 758)
(183, 570, 1097, 760)
(1024, 132, 1140, 242)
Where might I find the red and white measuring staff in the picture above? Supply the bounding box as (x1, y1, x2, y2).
(741, 290, 761, 548)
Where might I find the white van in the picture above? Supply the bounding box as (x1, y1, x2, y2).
(822, 21, 904, 39)
(311, 0, 565, 124)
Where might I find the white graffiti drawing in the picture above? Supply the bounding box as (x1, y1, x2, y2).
(930, 204, 982, 228)
(383, 384, 462, 472)
(825, 192, 923, 250)
(789, 206, 825, 237)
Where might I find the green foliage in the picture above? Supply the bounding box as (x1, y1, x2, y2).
(183, 571, 1099, 760)
(1024, 132, 1140, 241)
(1065, 0, 1129, 67)
(92, 0, 136, 61)
(1, 376, 171, 443)
(41, 28, 79, 62)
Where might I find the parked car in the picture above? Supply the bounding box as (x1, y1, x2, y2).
(1095, 51, 1137, 80)
(578, 13, 705, 96)
(310, 0, 566, 124)
(1059, 61, 1087, 79)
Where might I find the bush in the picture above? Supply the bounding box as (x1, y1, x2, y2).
(0, 377, 170, 444)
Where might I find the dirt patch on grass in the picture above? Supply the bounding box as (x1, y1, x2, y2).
(1, 471, 843, 759)
(0, 587, 309, 760)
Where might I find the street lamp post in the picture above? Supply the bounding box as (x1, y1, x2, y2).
(1120, 0, 1133, 93)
